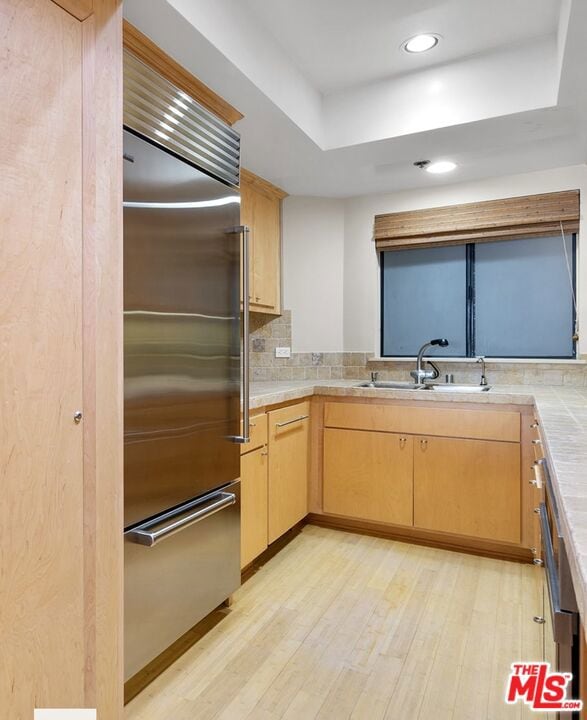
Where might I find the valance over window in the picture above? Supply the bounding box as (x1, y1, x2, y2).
(373, 190, 580, 251)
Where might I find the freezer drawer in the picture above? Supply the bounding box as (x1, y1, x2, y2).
(124, 481, 240, 680)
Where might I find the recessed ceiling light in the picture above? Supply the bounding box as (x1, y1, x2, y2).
(403, 34, 440, 54)
(425, 160, 457, 174)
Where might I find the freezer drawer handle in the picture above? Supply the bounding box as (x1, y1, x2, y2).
(126, 492, 236, 547)
(275, 414, 309, 428)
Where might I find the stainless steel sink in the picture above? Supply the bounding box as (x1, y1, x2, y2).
(354, 381, 424, 390)
(425, 383, 491, 393)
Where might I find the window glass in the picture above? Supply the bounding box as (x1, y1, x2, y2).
(381, 245, 467, 356)
(381, 235, 576, 358)
(475, 235, 575, 358)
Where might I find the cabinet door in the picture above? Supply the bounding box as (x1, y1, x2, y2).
(240, 178, 281, 313)
(250, 191, 280, 312)
(240, 446, 268, 568)
(268, 402, 310, 543)
(323, 429, 413, 526)
(1, 0, 85, 713)
(414, 436, 521, 543)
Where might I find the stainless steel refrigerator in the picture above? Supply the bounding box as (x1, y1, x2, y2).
(122, 52, 249, 681)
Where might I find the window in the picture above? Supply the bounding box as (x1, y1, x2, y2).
(381, 234, 576, 358)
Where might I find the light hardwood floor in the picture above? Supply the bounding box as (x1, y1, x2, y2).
(125, 526, 548, 720)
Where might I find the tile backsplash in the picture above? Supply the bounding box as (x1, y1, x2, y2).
(249, 311, 587, 386)
(250, 311, 344, 381)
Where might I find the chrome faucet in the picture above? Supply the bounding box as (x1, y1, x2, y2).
(410, 338, 449, 384)
(477, 356, 487, 386)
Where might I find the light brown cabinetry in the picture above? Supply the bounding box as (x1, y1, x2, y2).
(323, 429, 413, 525)
(1, 0, 123, 716)
(413, 436, 521, 543)
(240, 169, 287, 315)
(320, 399, 529, 554)
(268, 401, 310, 543)
(240, 445, 268, 568)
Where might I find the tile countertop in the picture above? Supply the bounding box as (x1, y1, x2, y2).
(249, 380, 587, 626)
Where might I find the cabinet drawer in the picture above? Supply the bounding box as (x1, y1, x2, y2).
(241, 412, 268, 454)
(324, 402, 520, 443)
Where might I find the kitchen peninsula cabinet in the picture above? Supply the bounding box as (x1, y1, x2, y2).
(240, 169, 287, 315)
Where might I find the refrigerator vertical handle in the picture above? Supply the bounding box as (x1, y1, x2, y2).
(232, 225, 250, 444)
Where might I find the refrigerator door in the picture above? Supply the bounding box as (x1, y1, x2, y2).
(124, 129, 241, 528)
(124, 480, 240, 680)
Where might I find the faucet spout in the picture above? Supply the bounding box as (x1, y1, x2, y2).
(410, 338, 449, 384)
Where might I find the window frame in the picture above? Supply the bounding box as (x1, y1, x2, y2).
(379, 234, 577, 360)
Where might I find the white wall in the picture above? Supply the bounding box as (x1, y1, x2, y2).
(342, 164, 587, 355)
(282, 197, 345, 352)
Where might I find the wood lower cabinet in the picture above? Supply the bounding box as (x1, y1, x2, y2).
(268, 401, 310, 543)
(323, 429, 413, 526)
(413, 436, 521, 543)
(240, 446, 269, 568)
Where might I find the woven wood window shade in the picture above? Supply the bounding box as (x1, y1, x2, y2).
(374, 190, 580, 251)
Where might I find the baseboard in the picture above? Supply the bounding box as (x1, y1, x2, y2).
(241, 519, 305, 583)
(306, 513, 534, 564)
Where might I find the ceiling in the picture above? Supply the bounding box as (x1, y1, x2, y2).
(244, 0, 561, 93)
(123, 0, 587, 197)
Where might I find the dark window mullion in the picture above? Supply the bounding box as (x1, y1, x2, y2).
(466, 243, 475, 358)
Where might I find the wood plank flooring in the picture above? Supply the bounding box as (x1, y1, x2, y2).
(125, 525, 549, 720)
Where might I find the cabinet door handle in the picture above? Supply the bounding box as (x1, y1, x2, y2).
(399, 437, 407, 449)
(530, 422, 539, 429)
(275, 414, 309, 428)
(420, 438, 428, 449)
(532, 439, 542, 446)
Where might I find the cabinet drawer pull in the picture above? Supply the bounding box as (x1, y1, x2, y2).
(275, 414, 309, 428)
(532, 439, 542, 446)
(530, 461, 544, 489)
(533, 558, 544, 566)
(533, 616, 546, 624)
(249, 421, 257, 428)
(530, 422, 539, 429)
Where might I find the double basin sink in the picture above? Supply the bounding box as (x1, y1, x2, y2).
(355, 381, 491, 393)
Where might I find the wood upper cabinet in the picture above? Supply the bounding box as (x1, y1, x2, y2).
(240, 169, 287, 315)
(413, 436, 521, 544)
(268, 401, 310, 543)
(240, 445, 269, 568)
(323, 429, 413, 526)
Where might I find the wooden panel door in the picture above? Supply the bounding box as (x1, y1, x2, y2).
(0, 0, 123, 716)
(240, 175, 281, 314)
(323, 429, 413, 526)
(414, 436, 521, 543)
(1, 0, 85, 712)
(268, 402, 310, 543)
(250, 190, 280, 312)
(240, 446, 268, 568)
